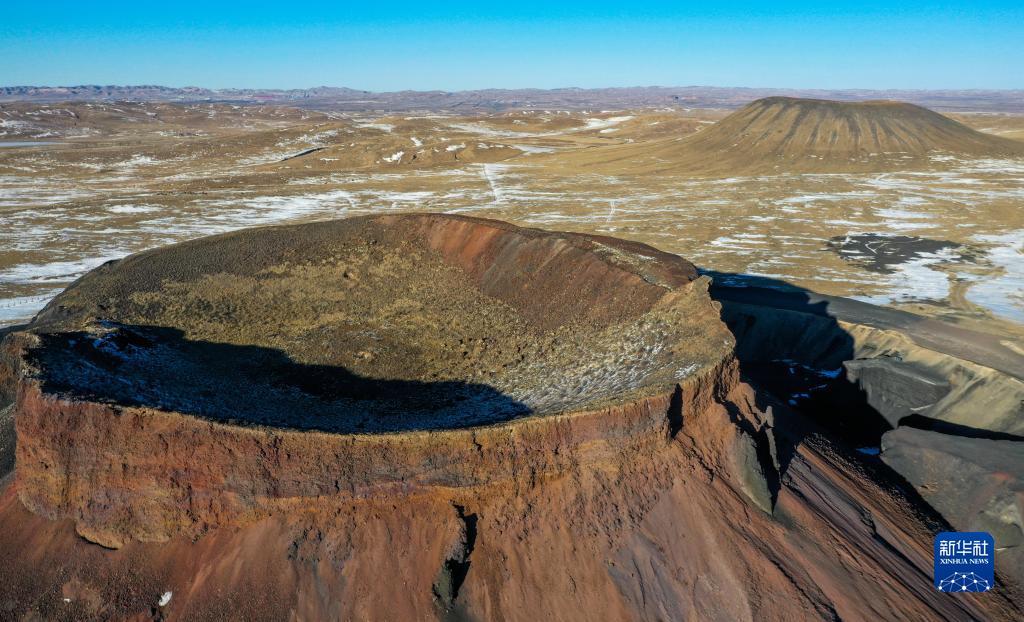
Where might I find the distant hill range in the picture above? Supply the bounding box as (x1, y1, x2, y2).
(1, 85, 1023, 113)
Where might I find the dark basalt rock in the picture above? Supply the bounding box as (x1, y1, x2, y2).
(844, 357, 951, 427)
(882, 427, 1024, 584)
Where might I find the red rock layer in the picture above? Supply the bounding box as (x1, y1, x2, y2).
(0, 379, 1018, 620)
(400, 214, 698, 326)
(13, 347, 735, 549)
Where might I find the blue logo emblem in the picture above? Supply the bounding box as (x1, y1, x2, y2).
(934, 532, 994, 592)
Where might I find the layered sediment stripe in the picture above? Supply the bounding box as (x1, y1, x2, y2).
(14, 355, 738, 548)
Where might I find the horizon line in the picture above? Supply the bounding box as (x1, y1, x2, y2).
(4, 84, 1024, 94)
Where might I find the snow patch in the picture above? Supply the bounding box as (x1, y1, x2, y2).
(966, 230, 1024, 322)
(582, 116, 634, 131)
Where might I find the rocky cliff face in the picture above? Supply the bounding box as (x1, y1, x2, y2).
(714, 286, 1024, 591)
(0, 215, 1020, 620)
(12, 355, 739, 550)
(1, 378, 1015, 620)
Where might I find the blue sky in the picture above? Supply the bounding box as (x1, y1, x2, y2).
(2, 2, 1021, 90)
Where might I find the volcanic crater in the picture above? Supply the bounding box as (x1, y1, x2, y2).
(5, 214, 741, 548)
(23, 213, 727, 433)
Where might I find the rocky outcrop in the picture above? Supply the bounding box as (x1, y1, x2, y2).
(881, 427, 1024, 585)
(712, 281, 1024, 598)
(13, 355, 739, 549)
(0, 327, 28, 478)
(0, 405, 12, 479)
(840, 321, 1024, 436)
(843, 358, 950, 428)
(714, 288, 1024, 436)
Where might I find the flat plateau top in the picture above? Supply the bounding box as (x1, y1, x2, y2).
(20, 214, 731, 433)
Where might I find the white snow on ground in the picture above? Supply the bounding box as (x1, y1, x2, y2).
(0, 256, 124, 285)
(446, 118, 628, 139)
(382, 151, 404, 163)
(367, 191, 434, 202)
(293, 128, 340, 146)
(775, 191, 878, 209)
(183, 188, 438, 237)
(70, 161, 112, 171)
(509, 144, 556, 154)
(479, 163, 508, 203)
(0, 176, 98, 207)
(675, 363, 699, 380)
(953, 158, 1024, 175)
(965, 230, 1024, 322)
(708, 234, 769, 250)
(354, 122, 394, 132)
(851, 248, 962, 307)
(126, 155, 159, 166)
(107, 204, 162, 214)
(411, 136, 423, 147)
(582, 116, 634, 131)
(446, 122, 540, 138)
(201, 189, 360, 228)
(115, 155, 160, 170)
(158, 592, 172, 607)
(0, 119, 35, 135)
(445, 143, 466, 152)
(0, 289, 63, 325)
(873, 207, 938, 231)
